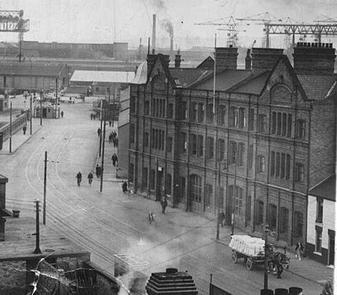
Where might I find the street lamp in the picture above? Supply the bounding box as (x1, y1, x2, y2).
(264, 224, 270, 290)
(231, 148, 237, 236)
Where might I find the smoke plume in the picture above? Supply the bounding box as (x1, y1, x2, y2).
(149, 0, 166, 11)
(161, 19, 173, 38)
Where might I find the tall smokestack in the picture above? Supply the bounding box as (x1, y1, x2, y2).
(152, 14, 156, 53)
(170, 35, 174, 55)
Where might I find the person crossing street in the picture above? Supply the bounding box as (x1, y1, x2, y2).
(76, 171, 82, 187)
(87, 172, 93, 186)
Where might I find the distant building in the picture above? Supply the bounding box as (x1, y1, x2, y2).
(307, 175, 335, 265)
(129, 43, 336, 246)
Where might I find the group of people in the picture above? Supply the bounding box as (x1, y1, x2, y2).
(108, 130, 118, 147)
(76, 171, 94, 187)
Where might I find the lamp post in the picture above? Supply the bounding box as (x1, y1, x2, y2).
(264, 225, 270, 290)
(39, 91, 43, 126)
(231, 149, 237, 235)
(29, 93, 33, 135)
(9, 100, 12, 153)
(100, 100, 106, 193)
(216, 160, 226, 240)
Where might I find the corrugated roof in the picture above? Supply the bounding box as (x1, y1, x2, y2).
(227, 71, 271, 95)
(309, 175, 336, 201)
(191, 69, 253, 91)
(0, 62, 64, 77)
(169, 68, 212, 88)
(297, 74, 337, 100)
(70, 70, 135, 83)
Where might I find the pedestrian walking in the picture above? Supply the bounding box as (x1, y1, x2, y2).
(23, 125, 27, 135)
(122, 181, 128, 193)
(97, 128, 102, 137)
(295, 241, 304, 260)
(76, 172, 82, 187)
(95, 164, 101, 178)
(87, 172, 93, 186)
(113, 137, 118, 148)
(111, 153, 118, 167)
(148, 211, 155, 224)
(161, 195, 168, 214)
(61, 110, 64, 118)
(109, 121, 112, 127)
(109, 133, 113, 143)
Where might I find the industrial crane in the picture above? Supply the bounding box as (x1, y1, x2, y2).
(0, 10, 30, 62)
(194, 16, 239, 47)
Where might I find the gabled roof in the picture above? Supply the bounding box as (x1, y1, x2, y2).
(190, 69, 253, 91)
(169, 68, 212, 88)
(297, 74, 337, 100)
(309, 175, 336, 202)
(196, 56, 214, 70)
(132, 61, 147, 84)
(70, 70, 135, 83)
(0, 63, 65, 77)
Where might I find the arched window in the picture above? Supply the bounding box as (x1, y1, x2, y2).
(190, 174, 202, 203)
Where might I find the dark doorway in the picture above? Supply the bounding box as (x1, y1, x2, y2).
(42, 108, 47, 118)
(328, 230, 335, 265)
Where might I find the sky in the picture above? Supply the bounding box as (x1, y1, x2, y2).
(0, 0, 337, 49)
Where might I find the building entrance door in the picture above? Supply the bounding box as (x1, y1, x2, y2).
(328, 231, 335, 265)
(42, 108, 47, 118)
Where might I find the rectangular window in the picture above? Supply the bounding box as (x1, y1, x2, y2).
(248, 108, 254, 131)
(276, 152, 280, 177)
(271, 112, 277, 134)
(167, 103, 173, 118)
(268, 204, 277, 231)
(206, 104, 214, 124)
(150, 169, 155, 190)
(294, 211, 303, 238)
(238, 108, 245, 128)
(130, 124, 135, 144)
(142, 167, 148, 189)
(295, 163, 305, 182)
(296, 119, 306, 139)
(257, 155, 265, 173)
(238, 143, 245, 166)
(279, 207, 289, 234)
(167, 137, 172, 153)
(316, 198, 323, 223)
(144, 132, 149, 147)
(271, 151, 275, 176)
(190, 102, 197, 122)
(246, 195, 251, 222)
(281, 153, 285, 179)
(316, 226, 322, 253)
(180, 101, 187, 120)
(206, 137, 214, 159)
(144, 101, 150, 115)
(257, 114, 267, 133)
(218, 105, 226, 125)
(198, 103, 204, 123)
(191, 134, 197, 155)
(286, 154, 291, 179)
(166, 173, 172, 195)
(197, 135, 203, 157)
(180, 132, 187, 153)
(229, 141, 237, 164)
(282, 113, 287, 136)
(277, 112, 282, 135)
(287, 114, 292, 137)
(205, 184, 213, 208)
(130, 96, 136, 114)
(218, 139, 225, 161)
(248, 144, 253, 169)
(256, 200, 264, 225)
(229, 107, 239, 127)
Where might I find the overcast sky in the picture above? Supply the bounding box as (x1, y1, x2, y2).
(0, 0, 337, 49)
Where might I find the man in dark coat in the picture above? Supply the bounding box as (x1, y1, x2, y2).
(76, 172, 82, 186)
(95, 164, 101, 178)
(87, 172, 93, 185)
(111, 153, 118, 167)
(122, 181, 128, 193)
(161, 195, 168, 214)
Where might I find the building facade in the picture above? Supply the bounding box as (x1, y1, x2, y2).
(129, 44, 336, 246)
(307, 175, 335, 265)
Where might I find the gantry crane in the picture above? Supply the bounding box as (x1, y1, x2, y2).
(194, 16, 239, 47)
(0, 10, 30, 62)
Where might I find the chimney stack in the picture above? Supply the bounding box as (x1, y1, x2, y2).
(175, 49, 181, 68)
(215, 46, 238, 71)
(251, 48, 284, 71)
(293, 42, 336, 74)
(152, 14, 156, 53)
(170, 36, 174, 55)
(245, 49, 252, 70)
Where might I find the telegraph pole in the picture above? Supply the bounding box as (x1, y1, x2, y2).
(99, 100, 103, 157)
(29, 94, 32, 135)
(39, 91, 43, 126)
(9, 101, 12, 153)
(216, 162, 221, 240)
(264, 225, 269, 289)
(33, 200, 42, 254)
(43, 151, 47, 225)
(231, 149, 237, 235)
(100, 102, 106, 192)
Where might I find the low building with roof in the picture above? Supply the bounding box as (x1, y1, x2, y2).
(0, 62, 68, 94)
(128, 43, 336, 246)
(307, 175, 335, 265)
(69, 70, 135, 97)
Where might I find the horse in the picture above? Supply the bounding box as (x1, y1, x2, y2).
(267, 251, 290, 278)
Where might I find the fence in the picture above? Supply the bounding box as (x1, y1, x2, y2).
(0, 111, 29, 142)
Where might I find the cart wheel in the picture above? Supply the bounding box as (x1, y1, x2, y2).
(246, 258, 254, 271)
(232, 251, 238, 264)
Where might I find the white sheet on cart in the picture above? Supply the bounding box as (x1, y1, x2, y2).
(229, 235, 265, 257)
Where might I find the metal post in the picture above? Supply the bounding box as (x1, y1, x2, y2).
(231, 150, 236, 235)
(100, 104, 106, 193)
(99, 100, 103, 157)
(264, 226, 269, 289)
(33, 200, 42, 254)
(216, 163, 221, 240)
(29, 94, 32, 135)
(40, 92, 43, 126)
(43, 151, 47, 225)
(9, 101, 12, 153)
(55, 78, 58, 118)
(265, 24, 270, 48)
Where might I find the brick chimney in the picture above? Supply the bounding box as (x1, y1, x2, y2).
(215, 46, 238, 71)
(251, 48, 284, 71)
(147, 54, 157, 75)
(245, 48, 252, 70)
(293, 42, 336, 74)
(175, 49, 181, 68)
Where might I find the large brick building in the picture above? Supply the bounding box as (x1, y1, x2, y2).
(128, 43, 336, 246)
